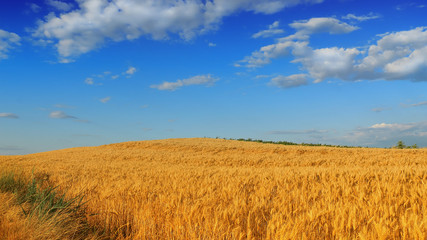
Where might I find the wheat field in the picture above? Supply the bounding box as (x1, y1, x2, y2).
(0, 138, 426, 239)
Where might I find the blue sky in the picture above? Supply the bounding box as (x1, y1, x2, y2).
(1, 0, 427, 154)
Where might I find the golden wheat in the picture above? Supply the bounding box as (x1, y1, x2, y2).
(1, 138, 426, 239)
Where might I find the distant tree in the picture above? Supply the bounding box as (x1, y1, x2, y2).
(395, 140, 406, 149)
(394, 141, 418, 149)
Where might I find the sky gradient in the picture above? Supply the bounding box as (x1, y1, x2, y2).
(1, 0, 427, 154)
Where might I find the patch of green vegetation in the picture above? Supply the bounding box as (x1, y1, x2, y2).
(0, 171, 84, 221)
(0, 171, 107, 239)
(0, 172, 27, 194)
(393, 140, 418, 149)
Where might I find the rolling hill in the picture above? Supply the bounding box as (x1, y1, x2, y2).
(1, 138, 426, 239)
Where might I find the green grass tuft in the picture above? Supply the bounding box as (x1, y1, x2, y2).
(0, 171, 85, 221)
(0, 172, 27, 194)
(0, 171, 107, 239)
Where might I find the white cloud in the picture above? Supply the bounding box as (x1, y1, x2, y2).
(0, 29, 21, 60)
(49, 110, 76, 119)
(0, 113, 19, 119)
(49, 110, 90, 123)
(343, 121, 427, 146)
(32, 0, 323, 61)
(100, 96, 111, 103)
(45, 0, 73, 11)
(264, 121, 427, 147)
(357, 27, 427, 81)
(252, 21, 285, 38)
(396, 3, 425, 11)
(296, 47, 361, 82)
(342, 13, 380, 22)
(370, 123, 414, 131)
(59, 58, 75, 63)
(208, 42, 216, 47)
(237, 40, 303, 68)
(268, 74, 308, 88)
(151, 74, 218, 91)
(287, 17, 358, 40)
(85, 67, 131, 85)
(383, 46, 427, 80)
(239, 19, 427, 82)
(125, 66, 137, 75)
(84, 77, 94, 85)
(238, 17, 358, 68)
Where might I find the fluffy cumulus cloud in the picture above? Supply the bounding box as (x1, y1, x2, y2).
(151, 74, 218, 91)
(32, 0, 323, 61)
(125, 66, 137, 75)
(288, 17, 358, 39)
(297, 47, 361, 83)
(356, 27, 427, 81)
(0, 29, 21, 60)
(238, 17, 358, 69)
(239, 16, 427, 83)
(344, 121, 427, 146)
(252, 21, 285, 38)
(268, 74, 308, 88)
(0, 113, 19, 119)
(236, 40, 303, 68)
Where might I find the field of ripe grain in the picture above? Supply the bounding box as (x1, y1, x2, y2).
(1, 138, 426, 239)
